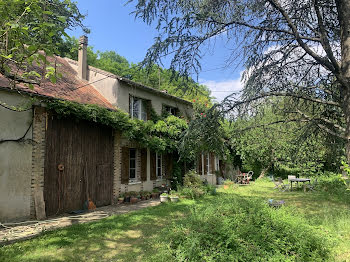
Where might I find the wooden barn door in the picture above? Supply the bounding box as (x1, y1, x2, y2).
(44, 116, 113, 216)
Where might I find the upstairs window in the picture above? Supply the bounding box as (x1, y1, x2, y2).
(130, 96, 148, 121)
(163, 105, 178, 116)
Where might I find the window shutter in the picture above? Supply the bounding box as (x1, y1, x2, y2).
(210, 153, 215, 173)
(141, 148, 147, 181)
(204, 154, 208, 175)
(165, 154, 173, 179)
(121, 147, 130, 184)
(150, 151, 157, 180)
(146, 100, 152, 120)
(197, 154, 202, 175)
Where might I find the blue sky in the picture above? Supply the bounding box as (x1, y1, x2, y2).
(69, 1, 244, 101)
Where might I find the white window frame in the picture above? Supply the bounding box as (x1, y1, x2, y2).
(206, 153, 210, 175)
(129, 148, 137, 181)
(130, 96, 147, 121)
(156, 153, 162, 178)
(215, 156, 220, 171)
(163, 105, 178, 116)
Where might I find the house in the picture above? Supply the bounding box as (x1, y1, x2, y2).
(0, 35, 196, 222)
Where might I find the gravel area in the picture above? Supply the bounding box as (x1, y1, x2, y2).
(0, 199, 160, 246)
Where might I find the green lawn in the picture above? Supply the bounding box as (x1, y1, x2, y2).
(1, 181, 349, 261)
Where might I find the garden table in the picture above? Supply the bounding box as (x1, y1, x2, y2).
(289, 178, 311, 190)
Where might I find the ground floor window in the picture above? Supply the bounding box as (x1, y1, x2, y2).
(129, 148, 137, 180)
(156, 153, 162, 177)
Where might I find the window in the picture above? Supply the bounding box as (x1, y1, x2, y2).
(130, 96, 148, 121)
(163, 105, 178, 116)
(129, 148, 137, 180)
(206, 153, 210, 175)
(215, 156, 220, 171)
(156, 153, 162, 177)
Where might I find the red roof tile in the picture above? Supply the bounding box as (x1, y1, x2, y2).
(0, 56, 115, 110)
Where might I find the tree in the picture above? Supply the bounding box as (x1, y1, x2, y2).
(231, 100, 343, 177)
(129, 0, 350, 163)
(0, 0, 87, 88)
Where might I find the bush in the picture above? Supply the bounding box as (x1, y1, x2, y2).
(315, 172, 349, 195)
(178, 170, 217, 199)
(148, 195, 333, 262)
(183, 170, 203, 188)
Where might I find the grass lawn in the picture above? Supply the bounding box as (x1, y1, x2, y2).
(1, 180, 349, 261)
(232, 180, 350, 261)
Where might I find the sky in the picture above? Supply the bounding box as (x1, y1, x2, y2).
(69, 1, 244, 102)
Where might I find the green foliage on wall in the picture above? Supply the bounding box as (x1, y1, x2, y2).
(46, 99, 188, 153)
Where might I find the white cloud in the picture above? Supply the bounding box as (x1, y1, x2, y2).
(200, 72, 244, 102)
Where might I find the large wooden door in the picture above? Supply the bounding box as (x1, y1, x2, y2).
(44, 115, 114, 216)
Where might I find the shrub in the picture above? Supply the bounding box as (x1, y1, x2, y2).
(178, 186, 205, 199)
(183, 170, 203, 189)
(148, 195, 333, 262)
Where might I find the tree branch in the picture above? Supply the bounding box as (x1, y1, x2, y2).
(314, 0, 341, 73)
(223, 91, 341, 113)
(268, 0, 337, 73)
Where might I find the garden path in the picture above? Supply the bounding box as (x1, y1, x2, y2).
(0, 199, 160, 245)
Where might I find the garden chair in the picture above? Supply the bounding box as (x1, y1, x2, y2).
(273, 179, 282, 189)
(288, 175, 296, 181)
(246, 171, 254, 184)
(277, 177, 290, 192)
(304, 178, 318, 192)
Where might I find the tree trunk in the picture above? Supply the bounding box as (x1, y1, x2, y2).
(258, 167, 269, 179)
(337, 0, 350, 164)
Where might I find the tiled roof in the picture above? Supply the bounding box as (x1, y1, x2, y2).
(0, 56, 115, 110)
(66, 58, 193, 107)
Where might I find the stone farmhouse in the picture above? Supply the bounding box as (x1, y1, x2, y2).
(0, 36, 220, 222)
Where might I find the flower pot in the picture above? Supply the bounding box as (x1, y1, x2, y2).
(160, 195, 169, 202)
(170, 196, 179, 202)
(124, 196, 131, 203)
(130, 197, 138, 204)
(223, 185, 229, 189)
(151, 193, 159, 199)
(118, 197, 124, 204)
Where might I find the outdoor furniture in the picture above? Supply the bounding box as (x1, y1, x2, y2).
(289, 178, 311, 190)
(236, 171, 253, 184)
(277, 177, 290, 191)
(273, 179, 282, 189)
(236, 173, 247, 184)
(304, 178, 318, 192)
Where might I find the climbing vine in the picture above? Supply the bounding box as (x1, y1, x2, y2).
(46, 99, 188, 153)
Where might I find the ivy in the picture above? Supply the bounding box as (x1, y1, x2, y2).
(45, 99, 188, 153)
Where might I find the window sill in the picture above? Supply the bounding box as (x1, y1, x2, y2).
(156, 178, 165, 182)
(128, 181, 142, 185)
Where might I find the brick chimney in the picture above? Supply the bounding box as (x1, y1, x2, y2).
(78, 35, 88, 80)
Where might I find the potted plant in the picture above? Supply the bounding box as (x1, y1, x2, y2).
(160, 193, 169, 202)
(124, 192, 131, 203)
(169, 192, 179, 202)
(118, 193, 125, 204)
(140, 191, 145, 200)
(223, 180, 234, 189)
(152, 188, 160, 199)
(129, 191, 138, 204)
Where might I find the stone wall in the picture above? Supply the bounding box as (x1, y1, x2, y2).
(30, 107, 47, 218)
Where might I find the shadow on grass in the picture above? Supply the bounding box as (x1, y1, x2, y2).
(0, 201, 195, 262)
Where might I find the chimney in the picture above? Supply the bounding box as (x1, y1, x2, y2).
(78, 35, 88, 80)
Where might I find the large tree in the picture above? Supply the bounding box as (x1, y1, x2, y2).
(0, 0, 87, 88)
(129, 0, 350, 162)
